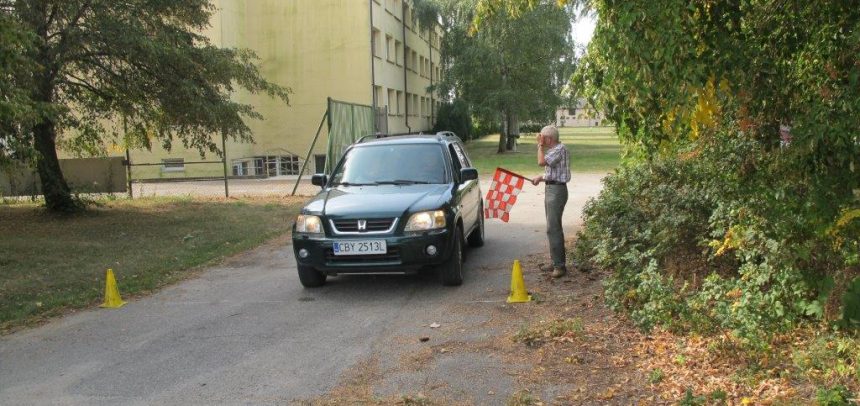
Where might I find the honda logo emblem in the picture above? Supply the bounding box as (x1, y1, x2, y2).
(357, 219, 367, 231)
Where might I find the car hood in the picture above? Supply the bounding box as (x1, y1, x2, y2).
(303, 184, 452, 219)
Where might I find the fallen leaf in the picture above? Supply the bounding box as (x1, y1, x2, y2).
(430, 322, 441, 328)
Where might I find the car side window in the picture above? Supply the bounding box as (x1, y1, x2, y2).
(448, 144, 463, 182)
(451, 142, 471, 168)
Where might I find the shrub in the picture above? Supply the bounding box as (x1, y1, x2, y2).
(574, 130, 858, 346)
(433, 100, 472, 140)
(816, 385, 853, 406)
(519, 123, 544, 133)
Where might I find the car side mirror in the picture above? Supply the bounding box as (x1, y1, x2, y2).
(460, 168, 478, 182)
(311, 174, 328, 187)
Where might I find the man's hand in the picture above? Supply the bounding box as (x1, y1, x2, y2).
(531, 175, 542, 186)
(536, 133, 544, 146)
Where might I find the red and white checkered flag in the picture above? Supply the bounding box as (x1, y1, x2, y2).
(484, 168, 527, 223)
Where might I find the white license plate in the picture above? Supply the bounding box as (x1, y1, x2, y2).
(332, 240, 387, 256)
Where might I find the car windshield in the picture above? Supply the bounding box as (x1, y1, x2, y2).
(329, 144, 448, 186)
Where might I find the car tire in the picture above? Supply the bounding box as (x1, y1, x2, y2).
(440, 227, 464, 286)
(297, 265, 327, 288)
(467, 209, 485, 248)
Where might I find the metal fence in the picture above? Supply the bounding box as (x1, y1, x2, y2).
(127, 97, 378, 199)
(2, 98, 378, 201)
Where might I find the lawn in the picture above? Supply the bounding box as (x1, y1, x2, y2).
(465, 126, 621, 176)
(0, 196, 304, 331)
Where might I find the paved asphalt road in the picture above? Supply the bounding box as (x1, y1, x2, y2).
(0, 174, 605, 405)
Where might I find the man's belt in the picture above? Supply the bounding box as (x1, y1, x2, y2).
(545, 180, 567, 185)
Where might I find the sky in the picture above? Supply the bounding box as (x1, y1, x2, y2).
(571, 12, 596, 56)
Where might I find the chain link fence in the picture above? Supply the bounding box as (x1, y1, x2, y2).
(2, 98, 376, 201)
(127, 97, 377, 199)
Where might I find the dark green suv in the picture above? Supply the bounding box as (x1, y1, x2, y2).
(291, 132, 484, 287)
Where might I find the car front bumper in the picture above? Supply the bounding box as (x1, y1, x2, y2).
(292, 229, 453, 274)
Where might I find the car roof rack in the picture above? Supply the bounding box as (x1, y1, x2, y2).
(356, 131, 434, 143)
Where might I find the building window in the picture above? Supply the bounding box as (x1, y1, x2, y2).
(404, 4, 411, 27)
(314, 154, 326, 173)
(374, 86, 383, 109)
(413, 94, 419, 116)
(396, 91, 403, 115)
(395, 40, 402, 66)
(404, 46, 411, 69)
(232, 159, 251, 176)
(388, 89, 396, 116)
(250, 155, 300, 177)
(372, 29, 382, 58)
(405, 92, 411, 115)
(161, 158, 185, 172)
(411, 51, 417, 73)
(279, 155, 300, 176)
(386, 35, 394, 62)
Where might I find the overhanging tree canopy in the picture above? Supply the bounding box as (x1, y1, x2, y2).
(0, 0, 290, 211)
(434, 0, 574, 153)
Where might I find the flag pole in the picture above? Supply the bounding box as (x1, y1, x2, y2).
(495, 167, 529, 180)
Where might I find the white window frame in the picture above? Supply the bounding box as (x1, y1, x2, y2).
(161, 158, 185, 173)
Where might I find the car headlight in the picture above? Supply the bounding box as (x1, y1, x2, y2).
(404, 210, 446, 231)
(296, 215, 323, 234)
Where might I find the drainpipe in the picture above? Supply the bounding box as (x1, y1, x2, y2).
(402, 4, 410, 133)
(428, 28, 434, 127)
(369, 0, 376, 109)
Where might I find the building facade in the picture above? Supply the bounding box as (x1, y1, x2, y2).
(126, 0, 443, 179)
(556, 99, 604, 128)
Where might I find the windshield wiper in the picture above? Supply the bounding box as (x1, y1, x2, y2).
(374, 180, 432, 185)
(332, 182, 374, 186)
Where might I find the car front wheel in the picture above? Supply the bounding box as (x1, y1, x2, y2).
(440, 227, 464, 286)
(297, 264, 327, 287)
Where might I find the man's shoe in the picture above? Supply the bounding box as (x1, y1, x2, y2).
(539, 263, 554, 273)
(551, 267, 567, 278)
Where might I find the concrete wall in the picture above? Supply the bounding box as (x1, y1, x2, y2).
(1, 158, 127, 197)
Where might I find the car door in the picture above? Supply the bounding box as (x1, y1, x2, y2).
(448, 142, 480, 235)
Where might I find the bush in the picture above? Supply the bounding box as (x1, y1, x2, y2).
(816, 385, 853, 406)
(519, 123, 544, 133)
(574, 130, 858, 346)
(433, 100, 472, 140)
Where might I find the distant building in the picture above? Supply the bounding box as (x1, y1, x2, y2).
(121, 0, 443, 179)
(556, 99, 604, 127)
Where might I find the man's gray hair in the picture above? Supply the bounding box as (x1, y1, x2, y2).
(540, 125, 560, 141)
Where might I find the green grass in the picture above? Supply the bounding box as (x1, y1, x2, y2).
(465, 126, 621, 176)
(0, 196, 304, 332)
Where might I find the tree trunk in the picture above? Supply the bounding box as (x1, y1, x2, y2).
(506, 113, 518, 151)
(497, 112, 508, 154)
(33, 119, 76, 212)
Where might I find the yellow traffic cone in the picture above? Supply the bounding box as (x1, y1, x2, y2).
(507, 260, 532, 303)
(100, 269, 127, 308)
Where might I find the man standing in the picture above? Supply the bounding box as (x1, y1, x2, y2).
(531, 125, 570, 278)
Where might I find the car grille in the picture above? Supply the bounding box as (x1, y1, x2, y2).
(331, 218, 395, 233)
(325, 247, 401, 264)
